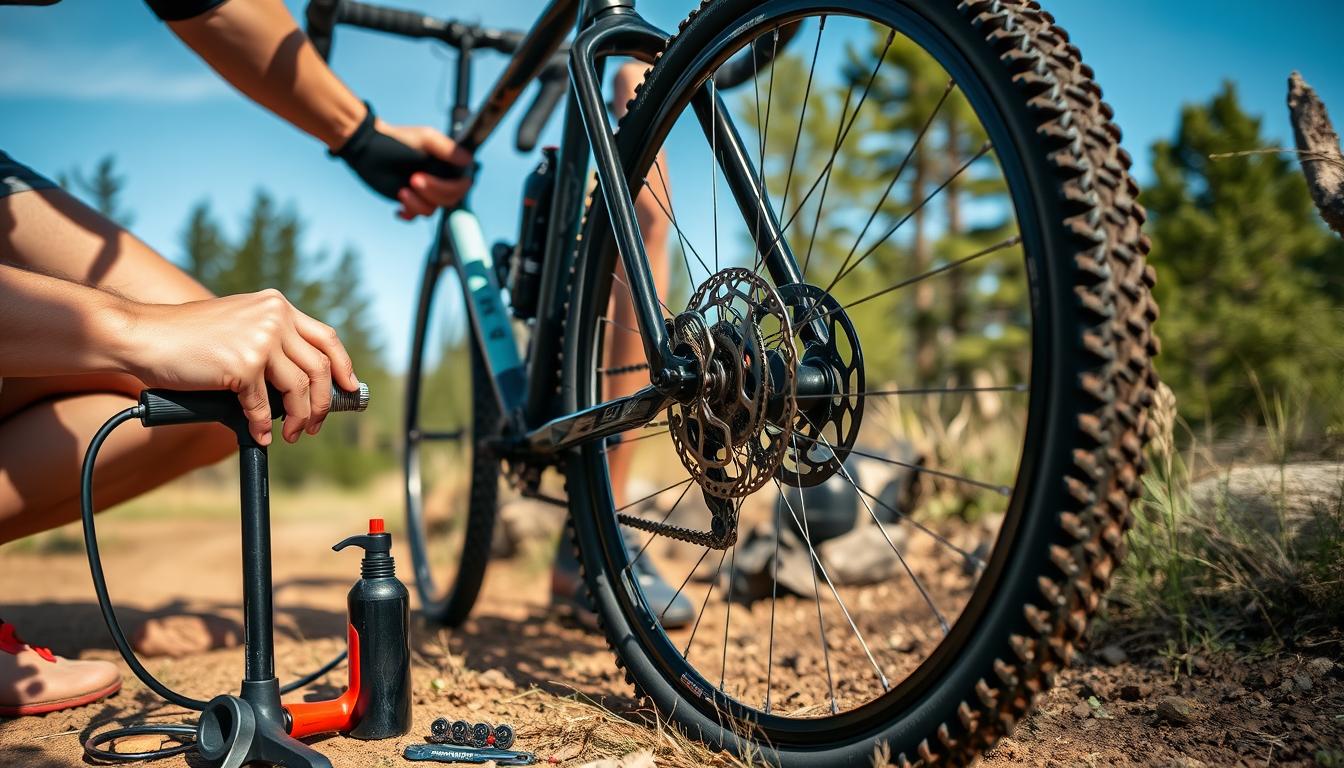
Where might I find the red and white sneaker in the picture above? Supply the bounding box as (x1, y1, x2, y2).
(0, 619, 120, 717)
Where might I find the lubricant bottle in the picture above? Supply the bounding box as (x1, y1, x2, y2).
(507, 145, 558, 320)
(333, 518, 411, 739)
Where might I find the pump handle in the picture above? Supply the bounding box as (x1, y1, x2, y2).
(139, 383, 369, 429)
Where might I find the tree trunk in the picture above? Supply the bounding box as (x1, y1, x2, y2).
(913, 148, 937, 383)
(1288, 72, 1344, 237)
(945, 118, 969, 385)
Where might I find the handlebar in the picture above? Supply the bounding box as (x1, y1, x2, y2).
(308, 0, 526, 58)
(304, 0, 796, 152)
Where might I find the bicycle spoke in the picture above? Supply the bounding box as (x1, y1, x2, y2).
(711, 79, 720, 273)
(624, 481, 693, 574)
(852, 483, 987, 571)
(750, 28, 779, 265)
(795, 432, 1011, 497)
(720, 541, 737, 691)
(825, 79, 956, 287)
(777, 17, 826, 231)
(796, 234, 1022, 328)
(801, 79, 857, 277)
(826, 141, 993, 293)
(774, 477, 890, 692)
(616, 478, 694, 514)
(835, 458, 951, 636)
(764, 461, 783, 714)
(790, 432, 838, 715)
(613, 269, 673, 317)
(798, 420, 954, 635)
(604, 429, 672, 450)
(799, 29, 894, 276)
(649, 163, 711, 281)
(793, 383, 1028, 400)
(683, 547, 729, 657)
(661, 545, 712, 624)
(599, 315, 642, 338)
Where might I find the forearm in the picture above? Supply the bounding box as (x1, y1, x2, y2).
(0, 263, 138, 379)
(169, 0, 366, 150)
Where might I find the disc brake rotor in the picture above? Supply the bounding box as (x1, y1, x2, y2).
(669, 268, 797, 500)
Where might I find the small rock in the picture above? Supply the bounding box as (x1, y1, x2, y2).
(1293, 672, 1313, 692)
(1156, 695, 1194, 725)
(1307, 657, 1335, 677)
(1189, 654, 1210, 675)
(478, 668, 518, 691)
(1097, 645, 1128, 666)
(1071, 700, 1093, 719)
(818, 523, 909, 586)
(1119, 682, 1152, 701)
(886, 633, 916, 653)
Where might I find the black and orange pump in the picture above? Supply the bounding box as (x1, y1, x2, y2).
(79, 384, 413, 768)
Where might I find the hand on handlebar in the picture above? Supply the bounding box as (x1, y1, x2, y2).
(376, 122, 474, 219)
(331, 102, 473, 219)
(126, 290, 359, 446)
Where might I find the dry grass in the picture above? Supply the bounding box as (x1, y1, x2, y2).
(1109, 383, 1344, 656)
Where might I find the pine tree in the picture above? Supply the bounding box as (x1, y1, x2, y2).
(1146, 82, 1344, 425)
(60, 155, 134, 228)
(182, 201, 227, 288)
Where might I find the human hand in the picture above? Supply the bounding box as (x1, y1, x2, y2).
(374, 120, 473, 219)
(127, 290, 358, 446)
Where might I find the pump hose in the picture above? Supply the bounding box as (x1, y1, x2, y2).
(79, 406, 347, 763)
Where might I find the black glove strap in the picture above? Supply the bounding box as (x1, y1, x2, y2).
(332, 102, 469, 201)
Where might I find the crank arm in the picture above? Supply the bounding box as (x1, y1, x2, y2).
(523, 385, 669, 453)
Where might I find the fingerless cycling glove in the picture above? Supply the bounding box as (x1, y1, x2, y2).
(331, 102, 469, 201)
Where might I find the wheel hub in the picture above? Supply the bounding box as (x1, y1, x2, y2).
(667, 268, 797, 500)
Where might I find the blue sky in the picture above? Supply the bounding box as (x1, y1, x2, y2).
(2, 0, 1341, 369)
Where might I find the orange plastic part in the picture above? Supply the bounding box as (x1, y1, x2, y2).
(286, 623, 361, 738)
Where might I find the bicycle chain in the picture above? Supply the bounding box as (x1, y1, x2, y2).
(616, 493, 737, 548)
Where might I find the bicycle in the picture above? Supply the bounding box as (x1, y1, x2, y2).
(308, 0, 1160, 764)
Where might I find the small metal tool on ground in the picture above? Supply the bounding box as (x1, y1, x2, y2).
(403, 743, 536, 765)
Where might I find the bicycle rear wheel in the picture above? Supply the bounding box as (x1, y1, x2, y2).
(563, 0, 1157, 764)
(404, 250, 500, 627)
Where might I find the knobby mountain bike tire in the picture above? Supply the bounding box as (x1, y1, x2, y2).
(562, 0, 1158, 764)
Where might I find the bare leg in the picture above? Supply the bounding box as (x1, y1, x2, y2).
(0, 188, 234, 546)
(605, 62, 672, 508)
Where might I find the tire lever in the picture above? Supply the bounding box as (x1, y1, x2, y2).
(403, 743, 536, 765)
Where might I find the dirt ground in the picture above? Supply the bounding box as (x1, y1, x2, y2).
(1, 497, 1340, 767)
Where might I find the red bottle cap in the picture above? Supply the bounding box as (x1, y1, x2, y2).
(368, 518, 385, 534)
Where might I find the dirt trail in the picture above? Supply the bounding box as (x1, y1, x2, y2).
(1, 505, 1339, 767)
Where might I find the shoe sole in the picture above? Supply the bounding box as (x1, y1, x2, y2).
(0, 680, 121, 717)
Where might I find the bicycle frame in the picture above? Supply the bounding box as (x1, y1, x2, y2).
(411, 0, 802, 459)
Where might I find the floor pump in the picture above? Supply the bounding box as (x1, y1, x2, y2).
(79, 384, 413, 767)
